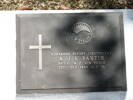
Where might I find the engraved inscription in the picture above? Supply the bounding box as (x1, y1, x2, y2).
(51, 51, 111, 70)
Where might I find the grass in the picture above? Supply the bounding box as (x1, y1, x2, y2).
(0, 0, 130, 10)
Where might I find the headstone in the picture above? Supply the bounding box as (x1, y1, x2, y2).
(16, 12, 127, 94)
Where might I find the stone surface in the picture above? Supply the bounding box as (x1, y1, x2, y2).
(16, 12, 126, 94)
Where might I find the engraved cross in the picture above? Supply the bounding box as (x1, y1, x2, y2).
(29, 34, 51, 70)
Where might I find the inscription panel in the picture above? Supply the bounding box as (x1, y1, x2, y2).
(16, 12, 127, 93)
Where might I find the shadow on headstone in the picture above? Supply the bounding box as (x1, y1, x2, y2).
(55, 13, 126, 91)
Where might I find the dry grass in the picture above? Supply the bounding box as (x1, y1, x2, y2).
(0, 0, 129, 10)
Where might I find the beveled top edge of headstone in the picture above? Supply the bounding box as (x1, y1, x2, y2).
(16, 11, 123, 18)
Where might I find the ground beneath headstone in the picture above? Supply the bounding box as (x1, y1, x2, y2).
(0, 0, 132, 10)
